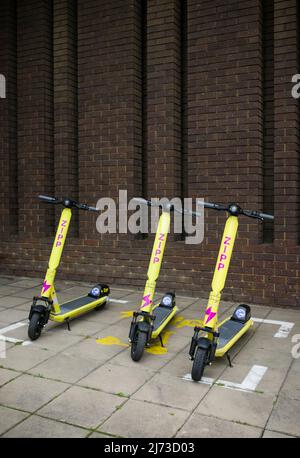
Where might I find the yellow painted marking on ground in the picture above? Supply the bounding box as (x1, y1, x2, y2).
(170, 315, 184, 326)
(175, 318, 203, 329)
(120, 310, 134, 319)
(145, 331, 174, 355)
(96, 336, 129, 347)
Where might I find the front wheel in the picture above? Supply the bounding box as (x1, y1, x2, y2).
(191, 347, 208, 381)
(28, 312, 43, 340)
(131, 331, 147, 362)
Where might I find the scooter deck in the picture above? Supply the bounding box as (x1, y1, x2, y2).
(151, 304, 178, 339)
(215, 317, 253, 357)
(50, 295, 107, 322)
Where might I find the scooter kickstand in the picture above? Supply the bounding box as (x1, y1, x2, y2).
(226, 352, 233, 368)
(66, 318, 71, 332)
(159, 334, 164, 348)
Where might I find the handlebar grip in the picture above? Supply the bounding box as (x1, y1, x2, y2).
(88, 206, 98, 212)
(258, 212, 274, 221)
(38, 195, 57, 203)
(197, 201, 228, 211)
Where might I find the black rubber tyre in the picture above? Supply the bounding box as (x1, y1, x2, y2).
(191, 347, 208, 381)
(28, 312, 43, 340)
(95, 298, 108, 311)
(131, 331, 147, 362)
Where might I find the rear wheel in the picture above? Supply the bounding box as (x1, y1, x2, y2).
(131, 331, 147, 362)
(95, 298, 108, 311)
(191, 347, 208, 381)
(28, 312, 43, 340)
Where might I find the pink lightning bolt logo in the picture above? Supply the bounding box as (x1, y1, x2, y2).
(141, 294, 152, 309)
(205, 307, 216, 324)
(42, 281, 51, 294)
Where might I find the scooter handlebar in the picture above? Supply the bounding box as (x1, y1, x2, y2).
(243, 210, 274, 221)
(38, 195, 61, 203)
(38, 195, 99, 212)
(198, 200, 274, 222)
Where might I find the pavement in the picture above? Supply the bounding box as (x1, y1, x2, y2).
(0, 274, 299, 438)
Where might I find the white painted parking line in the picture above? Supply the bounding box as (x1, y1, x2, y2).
(183, 364, 268, 393)
(109, 298, 129, 304)
(0, 321, 27, 334)
(0, 321, 31, 346)
(252, 317, 294, 338)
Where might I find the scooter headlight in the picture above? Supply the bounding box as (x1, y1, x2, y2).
(89, 287, 100, 298)
(161, 294, 173, 307)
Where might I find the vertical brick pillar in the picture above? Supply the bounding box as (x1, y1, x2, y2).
(146, 0, 182, 200)
(77, 0, 143, 239)
(17, 0, 54, 237)
(187, 0, 263, 243)
(0, 0, 17, 236)
(53, 0, 78, 235)
(274, 0, 299, 244)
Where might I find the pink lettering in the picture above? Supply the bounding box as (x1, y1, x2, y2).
(153, 257, 159, 263)
(158, 233, 164, 241)
(61, 220, 67, 227)
(224, 236, 231, 245)
(218, 263, 225, 271)
(220, 254, 227, 262)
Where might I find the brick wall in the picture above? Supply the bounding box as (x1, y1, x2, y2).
(0, 0, 299, 308)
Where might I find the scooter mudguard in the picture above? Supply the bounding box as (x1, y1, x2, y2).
(28, 303, 51, 325)
(197, 337, 212, 351)
(129, 320, 151, 342)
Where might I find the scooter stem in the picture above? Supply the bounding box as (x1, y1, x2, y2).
(40, 208, 72, 301)
(140, 210, 170, 313)
(205, 215, 239, 329)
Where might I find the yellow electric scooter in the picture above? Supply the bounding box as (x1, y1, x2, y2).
(28, 195, 110, 340)
(128, 198, 201, 361)
(189, 201, 274, 381)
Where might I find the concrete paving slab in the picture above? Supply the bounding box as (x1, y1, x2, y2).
(0, 277, 18, 286)
(176, 413, 262, 438)
(89, 431, 115, 438)
(38, 385, 122, 429)
(2, 345, 55, 371)
(100, 399, 189, 438)
(263, 429, 295, 438)
(78, 362, 154, 396)
(0, 374, 68, 412)
(0, 309, 28, 323)
(133, 373, 210, 411)
(0, 405, 29, 436)
(234, 346, 293, 371)
(266, 395, 300, 437)
(14, 301, 32, 312)
(219, 363, 288, 396)
(3, 415, 88, 438)
(29, 352, 100, 383)
(29, 329, 84, 353)
(9, 279, 43, 288)
(196, 385, 275, 428)
(0, 286, 26, 297)
(10, 288, 42, 300)
(66, 335, 128, 363)
(0, 296, 29, 309)
(0, 368, 21, 387)
(59, 317, 108, 337)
